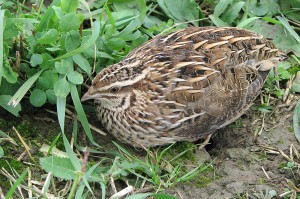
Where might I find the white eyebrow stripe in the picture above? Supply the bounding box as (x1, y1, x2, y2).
(98, 67, 154, 91)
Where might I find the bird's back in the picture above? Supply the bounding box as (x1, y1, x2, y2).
(125, 27, 285, 142)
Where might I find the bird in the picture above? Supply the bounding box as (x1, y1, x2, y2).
(81, 26, 286, 148)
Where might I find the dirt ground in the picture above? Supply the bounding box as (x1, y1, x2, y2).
(0, 98, 299, 198)
(170, 100, 300, 199)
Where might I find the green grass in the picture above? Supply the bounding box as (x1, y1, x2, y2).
(0, 0, 300, 198)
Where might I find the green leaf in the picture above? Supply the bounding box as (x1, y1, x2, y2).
(59, 13, 81, 32)
(221, 1, 245, 24)
(55, 59, 73, 75)
(46, 89, 57, 104)
(37, 77, 50, 89)
(38, 29, 59, 44)
(36, 0, 60, 31)
(3, 58, 18, 83)
(0, 10, 5, 86)
(292, 72, 300, 93)
(40, 53, 55, 69)
(214, 0, 232, 17)
(249, 20, 300, 56)
(65, 30, 81, 52)
(248, 0, 279, 16)
(30, 54, 43, 67)
(30, 89, 47, 107)
(54, 78, 70, 97)
(157, 0, 200, 26)
(0, 147, 3, 158)
(106, 38, 126, 51)
(9, 70, 44, 107)
(72, 54, 91, 75)
(40, 156, 76, 180)
(293, 100, 300, 142)
(52, 6, 64, 20)
(277, 16, 300, 45)
(0, 95, 21, 116)
(67, 71, 83, 84)
(40, 70, 59, 88)
(152, 194, 178, 199)
(53, 20, 100, 61)
(61, 0, 79, 13)
(209, 14, 229, 27)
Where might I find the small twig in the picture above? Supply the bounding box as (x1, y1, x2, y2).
(141, 179, 146, 189)
(0, 186, 4, 199)
(30, 180, 43, 186)
(279, 190, 293, 198)
(134, 142, 154, 158)
(198, 134, 212, 150)
(292, 144, 300, 159)
(17, 150, 27, 161)
(110, 175, 117, 194)
(109, 186, 133, 199)
(290, 144, 294, 161)
(257, 112, 265, 136)
(176, 190, 184, 199)
(58, 180, 71, 197)
(13, 126, 38, 165)
(286, 178, 300, 192)
(133, 186, 155, 194)
(81, 148, 90, 173)
(261, 166, 270, 179)
(283, 75, 295, 102)
(259, 145, 296, 164)
(28, 168, 32, 198)
(51, 175, 58, 196)
(265, 149, 280, 155)
(1, 168, 58, 198)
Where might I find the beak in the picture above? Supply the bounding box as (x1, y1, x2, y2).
(81, 87, 97, 102)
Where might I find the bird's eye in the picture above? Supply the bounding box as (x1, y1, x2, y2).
(109, 87, 119, 93)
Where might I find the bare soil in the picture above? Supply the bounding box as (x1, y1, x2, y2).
(0, 99, 299, 199)
(170, 103, 299, 198)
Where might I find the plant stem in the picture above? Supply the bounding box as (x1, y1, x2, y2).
(67, 171, 83, 199)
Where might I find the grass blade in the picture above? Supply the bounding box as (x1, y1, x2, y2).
(5, 169, 28, 199)
(42, 172, 52, 196)
(237, 17, 260, 28)
(0, 10, 5, 86)
(209, 14, 229, 27)
(277, 16, 300, 44)
(293, 100, 300, 142)
(214, 0, 231, 17)
(36, 0, 60, 31)
(8, 69, 44, 107)
(100, 181, 106, 199)
(62, 133, 81, 170)
(57, 96, 66, 133)
(70, 83, 99, 146)
(0, 95, 21, 116)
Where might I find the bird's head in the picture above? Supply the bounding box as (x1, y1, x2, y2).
(81, 60, 150, 111)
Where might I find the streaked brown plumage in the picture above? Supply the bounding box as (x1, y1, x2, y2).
(82, 26, 286, 147)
